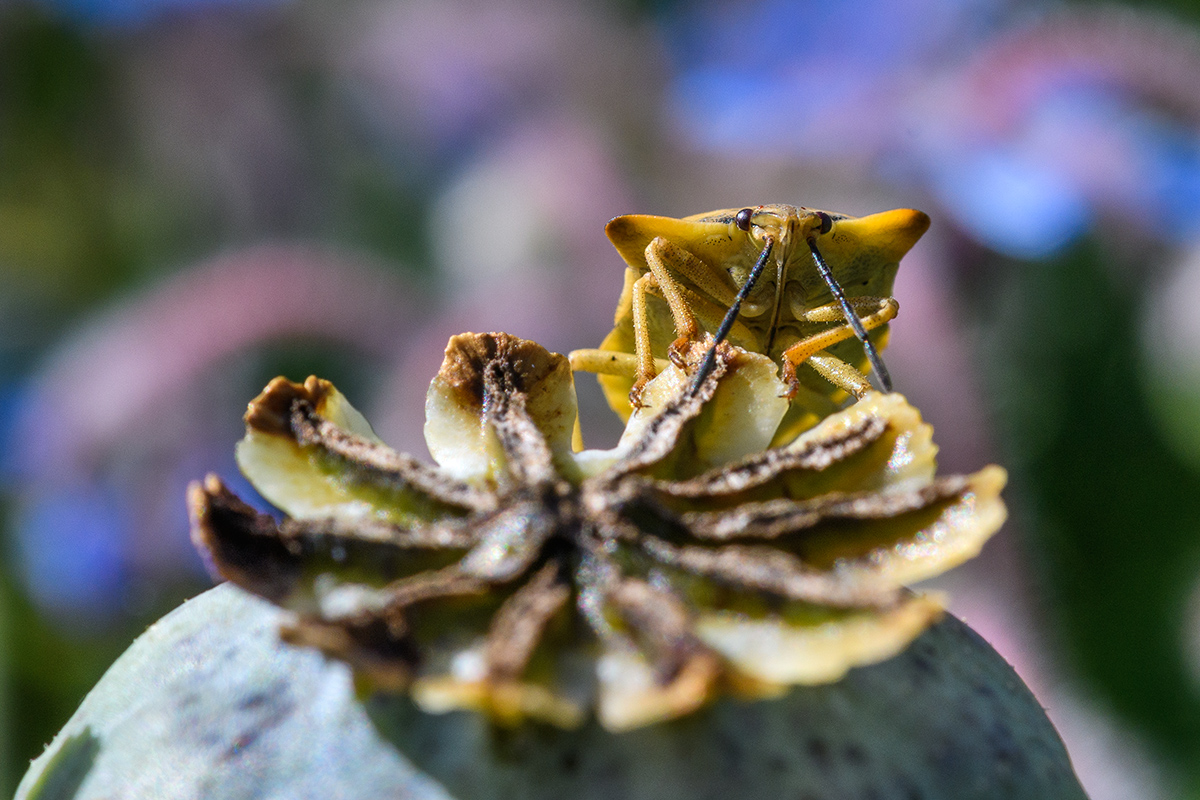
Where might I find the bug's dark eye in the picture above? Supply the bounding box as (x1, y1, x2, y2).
(734, 208, 754, 231)
(816, 211, 833, 235)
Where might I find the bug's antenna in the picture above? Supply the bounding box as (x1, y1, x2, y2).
(808, 239, 892, 393)
(689, 237, 774, 396)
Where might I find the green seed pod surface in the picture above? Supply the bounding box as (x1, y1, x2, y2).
(16, 583, 1088, 800)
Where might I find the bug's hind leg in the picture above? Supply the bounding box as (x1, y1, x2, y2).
(780, 297, 898, 398)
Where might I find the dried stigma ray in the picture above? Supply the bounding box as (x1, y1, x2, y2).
(189, 332, 1006, 732)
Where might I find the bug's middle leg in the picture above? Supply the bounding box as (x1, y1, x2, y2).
(568, 349, 653, 379)
(624, 271, 679, 406)
(780, 297, 898, 398)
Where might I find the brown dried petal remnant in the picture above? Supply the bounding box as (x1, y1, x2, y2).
(189, 331, 1007, 731)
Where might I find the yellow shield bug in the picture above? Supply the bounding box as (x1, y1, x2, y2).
(570, 205, 930, 438)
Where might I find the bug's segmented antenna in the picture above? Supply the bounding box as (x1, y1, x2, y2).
(688, 237, 774, 396)
(808, 239, 893, 393)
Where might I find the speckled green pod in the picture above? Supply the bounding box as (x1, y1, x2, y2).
(17, 583, 1087, 800)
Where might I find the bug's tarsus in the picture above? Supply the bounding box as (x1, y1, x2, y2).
(808, 239, 892, 393)
(688, 237, 774, 396)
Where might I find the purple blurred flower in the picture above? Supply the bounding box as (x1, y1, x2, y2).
(6, 245, 423, 621)
(336, 0, 651, 179)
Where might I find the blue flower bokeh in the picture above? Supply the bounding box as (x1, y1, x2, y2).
(667, 0, 1200, 258)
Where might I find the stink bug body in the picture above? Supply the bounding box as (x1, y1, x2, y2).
(570, 205, 930, 433)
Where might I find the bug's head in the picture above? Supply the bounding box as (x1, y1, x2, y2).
(731, 205, 842, 258)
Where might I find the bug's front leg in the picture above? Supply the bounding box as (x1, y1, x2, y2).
(780, 297, 898, 398)
(642, 237, 703, 346)
(643, 236, 746, 364)
(615, 238, 715, 407)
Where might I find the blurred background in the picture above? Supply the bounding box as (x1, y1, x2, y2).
(2, 0, 1200, 795)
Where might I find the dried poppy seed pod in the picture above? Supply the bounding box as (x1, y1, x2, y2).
(17, 332, 1086, 798)
(190, 333, 1008, 730)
